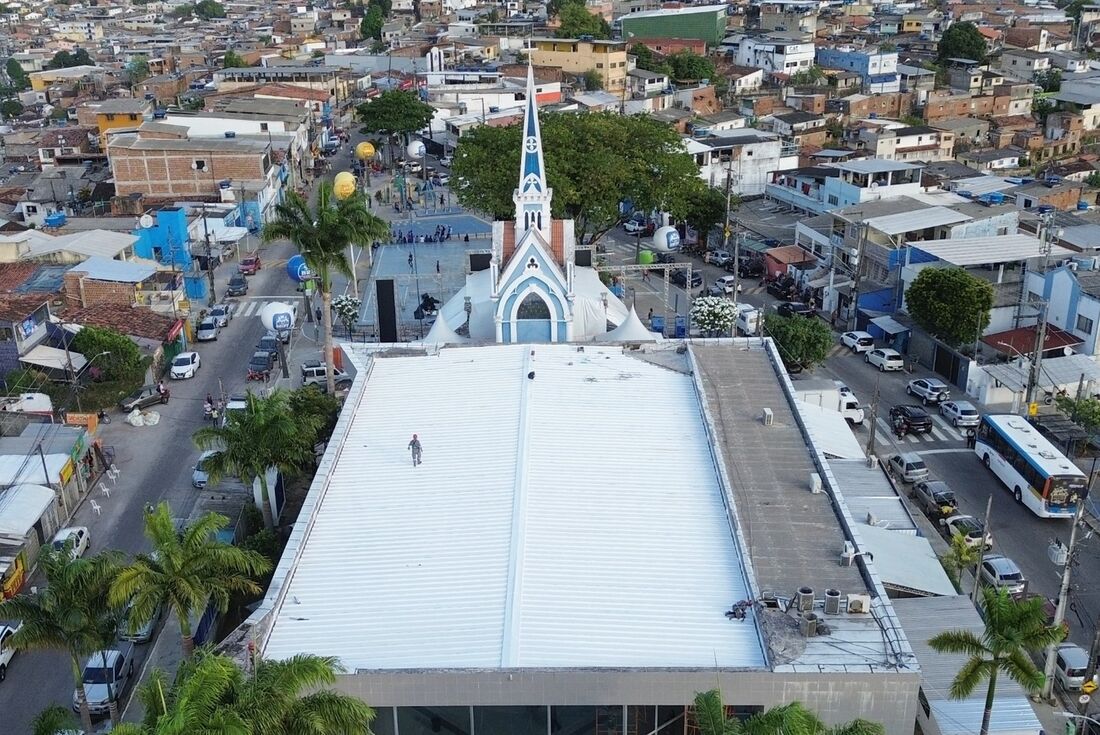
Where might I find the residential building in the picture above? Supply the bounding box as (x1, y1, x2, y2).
(947, 65, 1005, 96)
(1024, 266, 1100, 358)
(1013, 180, 1086, 211)
(830, 92, 912, 120)
(720, 33, 816, 76)
(1050, 51, 1090, 74)
(686, 130, 799, 195)
(211, 66, 351, 102)
(726, 65, 764, 93)
(901, 10, 946, 37)
(37, 128, 98, 169)
(766, 160, 924, 214)
(897, 63, 935, 105)
(55, 20, 104, 43)
(956, 148, 1025, 172)
(1056, 77, 1100, 130)
(27, 65, 106, 94)
(998, 49, 1051, 81)
(619, 4, 728, 46)
(82, 99, 153, 146)
(815, 45, 900, 94)
(529, 38, 627, 93)
(626, 68, 669, 98)
(628, 38, 708, 56)
(857, 123, 955, 163)
(758, 0, 819, 35)
(769, 111, 827, 148)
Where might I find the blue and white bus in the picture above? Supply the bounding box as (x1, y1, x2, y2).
(975, 415, 1088, 518)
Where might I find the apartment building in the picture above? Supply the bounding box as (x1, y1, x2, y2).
(857, 123, 955, 162)
(619, 4, 728, 45)
(999, 49, 1051, 81)
(686, 130, 799, 195)
(719, 33, 816, 76)
(816, 45, 900, 94)
(766, 160, 924, 214)
(529, 38, 627, 92)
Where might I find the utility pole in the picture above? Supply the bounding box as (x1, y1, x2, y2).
(1025, 301, 1048, 411)
(866, 377, 880, 458)
(1042, 500, 1086, 701)
(200, 201, 216, 307)
(971, 494, 993, 605)
(847, 220, 868, 332)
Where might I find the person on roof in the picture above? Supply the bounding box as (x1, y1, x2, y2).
(408, 434, 423, 466)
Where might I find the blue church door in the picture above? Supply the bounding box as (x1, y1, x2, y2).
(515, 293, 553, 342)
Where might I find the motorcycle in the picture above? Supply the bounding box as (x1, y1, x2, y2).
(96, 409, 112, 425)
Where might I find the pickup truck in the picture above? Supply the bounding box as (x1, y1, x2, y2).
(73, 644, 135, 717)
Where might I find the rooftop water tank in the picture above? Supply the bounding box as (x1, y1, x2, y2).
(44, 212, 67, 228)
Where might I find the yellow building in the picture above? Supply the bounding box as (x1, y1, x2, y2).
(88, 99, 153, 146)
(28, 65, 105, 93)
(529, 37, 627, 93)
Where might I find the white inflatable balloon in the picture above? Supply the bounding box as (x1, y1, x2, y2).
(651, 225, 681, 253)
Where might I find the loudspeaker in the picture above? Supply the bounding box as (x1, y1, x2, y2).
(469, 253, 491, 272)
(574, 249, 592, 267)
(376, 279, 397, 343)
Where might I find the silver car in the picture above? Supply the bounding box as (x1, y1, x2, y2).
(979, 554, 1026, 596)
(118, 600, 161, 644)
(195, 318, 219, 342)
(940, 400, 980, 428)
(192, 450, 219, 488)
(209, 303, 234, 328)
(72, 647, 134, 716)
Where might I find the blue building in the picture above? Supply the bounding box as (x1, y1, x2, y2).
(816, 46, 900, 94)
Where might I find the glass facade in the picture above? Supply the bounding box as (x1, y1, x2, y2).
(376, 705, 693, 735)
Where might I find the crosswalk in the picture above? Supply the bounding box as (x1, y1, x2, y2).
(231, 297, 305, 319)
(870, 413, 969, 448)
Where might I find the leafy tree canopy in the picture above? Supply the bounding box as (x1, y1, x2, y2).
(630, 43, 670, 75)
(451, 111, 700, 244)
(289, 385, 340, 444)
(581, 68, 603, 91)
(45, 48, 94, 70)
(937, 21, 988, 64)
(356, 90, 435, 136)
(0, 99, 23, 120)
(1063, 0, 1089, 20)
(127, 55, 150, 84)
(368, 0, 391, 14)
(222, 50, 248, 68)
(555, 3, 611, 39)
(171, 0, 225, 19)
(71, 325, 142, 381)
(666, 50, 715, 82)
(547, 0, 583, 18)
(788, 65, 826, 86)
(677, 183, 727, 250)
(5, 58, 29, 91)
(763, 313, 833, 371)
(361, 4, 384, 40)
(1055, 395, 1100, 433)
(905, 266, 994, 347)
(1034, 68, 1062, 93)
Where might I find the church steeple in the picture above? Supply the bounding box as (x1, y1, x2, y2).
(513, 62, 553, 243)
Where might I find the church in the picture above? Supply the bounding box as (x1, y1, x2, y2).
(432, 65, 651, 344)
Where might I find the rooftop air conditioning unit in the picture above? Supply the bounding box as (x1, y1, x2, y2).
(795, 586, 815, 611)
(847, 594, 871, 614)
(761, 407, 774, 425)
(824, 588, 842, 615)
(800, 612, 818, 637)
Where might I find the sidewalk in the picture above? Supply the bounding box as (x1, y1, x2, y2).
(121, 612, 184, 723)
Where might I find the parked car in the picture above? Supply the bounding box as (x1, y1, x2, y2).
(118, 385, 166, 412)
(192, 450, 219, 489)
(889, 404, 934, 433)
(704, 249, 732, 267)
(72, 645, 135, 717)
(887, 452, 929, 483)
(1055, 644, 1094, 692)
(840, 331, 875, 353)
(432, 172, 450, 186)
(766, 280, 796, 299)
(51, 526, 90, 559)
(169, 351, 201, 380)
(913, 480, 959, 520)
(118, 600, 161, 644)
(248, 351, 275, 377)
(0, 620, 20, 681)
(978, 554, 1027, 596)
(940, 400, 981, 428)
(907, 377, 951, 405)
(714, 275, 738, 294)
(942, 514, 993, 550)
(866, 348, 904, 372)
(195, 318, 219, 342)
(226, 274, 248, 297)
(300, 359, 349, 387)
(257, 333, 281, 361)
(777, 302, 814, 318)
(238, 253, 261, 275)
(209, 303, 233, 328)
(439, 155, 453, 167)
(670, 270, 703, 288)
(731, 258, 764, 278)
(623, 218, 647, 235)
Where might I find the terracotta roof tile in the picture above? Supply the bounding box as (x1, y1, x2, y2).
(0, 263, 42, 292)
(0, 294, 49, 322)
(61, 302, 179, 341)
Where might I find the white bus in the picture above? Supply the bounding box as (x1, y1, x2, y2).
(974, 415, 1088, 519)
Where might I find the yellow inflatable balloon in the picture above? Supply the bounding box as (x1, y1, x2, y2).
(333, 171, 357, 200)
(356, 141, 376, 160)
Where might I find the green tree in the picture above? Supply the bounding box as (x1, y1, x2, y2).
(676, 183, 727, 251)
(546, 0, 582, 18)
(368, 0, 391, 14)
(693, 690, 884, 735)
(1055, 395, 1100, 433)
(71, 325, 142, 381)
(581, 68, 603, 90)
(355, 90, 435, 162)
(45, 48, 94, 70)
(555, 3, 611, 38)
(788, 65, 826, 86)
(937, 21, 988, 64)
(1087, 171, 1100, 188)
(128, 55, 150, 85)
(32, 705, 81, 735)
(1035, 68, 1062, 93)
(666, 51, 715, 82)
(0, 98, 23, 120)
(940, 533, 980, 593)
(452, 111, 700, 245)
(5, 58, 29, 90)
(262, 183, 389, 395)
(194, 0, 226, 18)
(222, 50, 248, 68)
(905, 267, 994, 348)
(0, 548, 122, 734)
(1063, 0, 1089, 21)
(1032, 96, 1057, 125)
(110, 503, 270, 659)
(193, 390, 318, 528)
(930, 588, 1064, 735)
(360, 4, 384, 39)
(763, 313, 833, 372)
(288, 385, 341, 445)
(122, 653, 249, 734)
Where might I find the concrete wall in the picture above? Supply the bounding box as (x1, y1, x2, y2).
(333, 669, 921, 734)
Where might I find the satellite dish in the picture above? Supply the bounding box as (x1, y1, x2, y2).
(1064, 346, 1074, 356)
(139, 214, 154, 229)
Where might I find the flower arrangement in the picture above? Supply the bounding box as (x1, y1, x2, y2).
(690, 296, 736, 336)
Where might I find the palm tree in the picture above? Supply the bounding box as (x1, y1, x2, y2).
(234, 652, 374, 734)
(692, 690, 883, 735)
(31, 705, 81, 735)
(929, 587, 1065, 735)
(193, 390, 318, 528)
(262, 181, 389, 395)
(940, 532, 980, 593)
(0, 547, 122, 734)
(110, 503, 271, 659)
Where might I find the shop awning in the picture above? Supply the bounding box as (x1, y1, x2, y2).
(870, 315, 909, 335)
(0, 484, 55, 543)
(20, 345, 87, 373)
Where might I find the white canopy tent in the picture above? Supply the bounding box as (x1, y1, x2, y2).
(20, 344, 87, 373)
(0, 483, 56, 545)
(597, 306, 663, 342)
(422, 312, 469, 345)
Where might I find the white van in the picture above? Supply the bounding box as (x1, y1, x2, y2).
(300, 360, 350, 388)
(735, 304, 759, 335)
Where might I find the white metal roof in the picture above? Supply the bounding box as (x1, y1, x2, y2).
(865, 207, 971, 235)
(855, 524, 955, 596)
(621, 3, 726, 18)
(794, 401, 864, 459)
(892, 596, 1043, 735)
(262, 344, 765, 670)
(908, 235, 1073, 266)
(67, 255, 156, 283)
(21, 345, 87, 373)
(0, 484, 55, 542)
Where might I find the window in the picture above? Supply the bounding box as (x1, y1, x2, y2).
(260, 123, 269, 131)
(596, 63, 603, 68)
(24, 205, 37, 214)
(517, 293, 551, 320)
(194, 159, 207, 171)
(1077, 314, 1094, 334)
(827, 195, 839, 205)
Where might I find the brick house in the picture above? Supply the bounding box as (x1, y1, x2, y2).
(62, 257, 167, 309)
(831, 91, 912, 121)
(922, 91, 995, 122)
(37, 127, 97, 169)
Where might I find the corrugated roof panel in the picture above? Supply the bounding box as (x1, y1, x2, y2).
(908, 235, 1073, 266)
(865, 207, 971, 235)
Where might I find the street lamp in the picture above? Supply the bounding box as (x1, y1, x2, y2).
(1056, 711, 1100, 735)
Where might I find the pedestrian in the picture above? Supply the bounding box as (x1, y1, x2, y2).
(156, 380, 166, 396)
(464, 233, 470, 243)
(447, 225, 453, 240)
(436, 260, 441, 274)
(315, 306, 323, 322)
(408, 253, 414, 270)
(647, 308, 653, 322)
(440, 194, 445, 207)
(408, 433, 423, 466)
(966, 429, 976, 449)
(642, 269, 650, 283)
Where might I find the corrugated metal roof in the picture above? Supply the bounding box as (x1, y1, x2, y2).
(866, 207, 972, 235)
(66, 256, 155, 283)
(910, 235, 1074, 266)
(856, 525, 954, 596)
(795, 401, 864, 459)
(829, 459, 917, 533)
(263, 344, 765, 670)
(892, 596, 1043, 735)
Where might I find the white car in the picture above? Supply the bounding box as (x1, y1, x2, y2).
(840, 330, 875, 353)
(941, 400, 981, 428)
(623, 218, 646, 234)
(865, 347, 905, 372)
(51, 527, 90, 559)
(0, 620, 20, 681)
(439, 155, 453, 167)
(713, 275, 738, 294)
(170, 351, 201, 380)
(209, 302, 234, 328)
(942, 514, 993, 550)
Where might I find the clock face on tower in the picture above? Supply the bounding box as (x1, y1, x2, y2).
(524, 136, 539, 153)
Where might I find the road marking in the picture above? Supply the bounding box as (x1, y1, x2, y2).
(928, 426, 950, 442)
(912, 448, 976, 456)
(931, 415, 963, 440)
